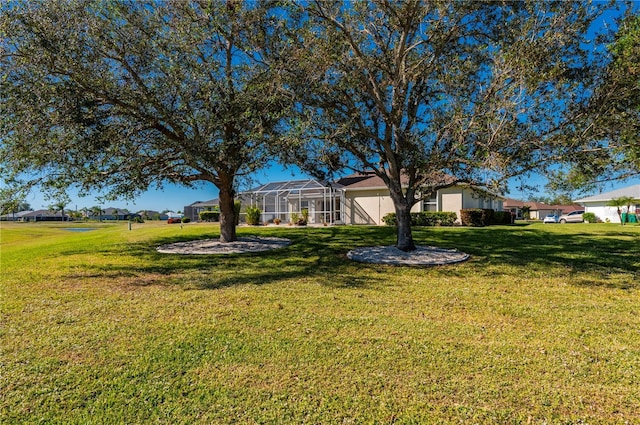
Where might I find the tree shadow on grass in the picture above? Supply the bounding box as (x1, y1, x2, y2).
(62, 225, 638, 291)
(412, 225, 639, 290)
(64, 226, 396, 290)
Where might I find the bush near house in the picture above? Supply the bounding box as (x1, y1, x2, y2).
(460, 209, 486, 226)
(245, 207, 262, 225)
(582, 212, 597, 223)
(199, 211, 220, 222)
(382, 212, 457, 227)
(493, 211, 514, 225)
(458, 208, 508, 226)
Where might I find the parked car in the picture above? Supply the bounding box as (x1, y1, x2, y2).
(558, 210, 584, 223)
(543, 214, 558, 224)
(167, 217, 182, 224)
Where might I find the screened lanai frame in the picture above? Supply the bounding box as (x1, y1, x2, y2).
(240, 179, 346, 225)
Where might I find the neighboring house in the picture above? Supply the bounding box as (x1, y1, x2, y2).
(574, 184, 640, 223)
(90, 207, 139, 221)
(138, 210, 163, 220)
(0, 209, 68, 222)
(503, 199, 582, 220)
(238, 173, 505, 225)
(184, 199, 219, 222)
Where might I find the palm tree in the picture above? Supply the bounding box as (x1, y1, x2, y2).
(606, 196, 637, 225)
(48, 200, 68, 221)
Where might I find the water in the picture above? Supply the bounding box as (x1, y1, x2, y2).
(62, 228, 98, 232)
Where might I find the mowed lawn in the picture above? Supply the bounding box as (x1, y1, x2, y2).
(1, 221, 639, 424)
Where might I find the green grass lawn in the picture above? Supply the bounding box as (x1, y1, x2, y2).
(1, 221, 639, 424)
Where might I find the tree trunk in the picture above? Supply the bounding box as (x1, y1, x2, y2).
(394, 202, 416, 252)
(218, 184, 237, 243)
(617, 208, 623, 226)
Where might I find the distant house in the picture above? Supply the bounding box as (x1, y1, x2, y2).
(574, 184, 640, 223)
(184, 199, 219, 222)
(0, 209, 68, 222)
(90, 207, 139, 221)
(503, 199, 582, 220)
(237, 173, 504, 225)
(138, 210, 162, 220)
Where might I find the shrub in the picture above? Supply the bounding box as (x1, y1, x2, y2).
(381, 211, 457, 227)
(433, 212, 457, 226)
(583, 212, 597, 223)
(493, 211, 513, 225)
(460, 209, 485, 226)
(132, 216, 144, 223)
(481, 209, 494, 225)
(382, 213, 397, 226)
(181, 217, 190, 223)
(245, 206, 261, 225)
(199, 211, 220, 222)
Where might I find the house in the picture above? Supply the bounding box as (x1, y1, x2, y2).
(574, 184, 640, 223)
(0, 209, 69, 222)
(89, 207, 139, 221)
(336, 172, 504, 225)
(503, 199, 582, 220)
(238, 173, 505, 225)
(184, 199, 219, 222)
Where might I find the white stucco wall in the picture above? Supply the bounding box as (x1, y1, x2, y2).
(583, 202, 638, 223)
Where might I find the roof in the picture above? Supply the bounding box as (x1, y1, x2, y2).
(1, 209, 68, 218)
(188, 199, 219, 208)
(336, 172, 504, 199)
(102, 207, 130, 215)
(243, 179, 343, 195)
(503, 199, 581, 213)
(503, 199, 554, 210)
(335, 173, 408, 189)
(574, 184, 640, 203)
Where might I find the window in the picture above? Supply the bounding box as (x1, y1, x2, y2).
(423, 194, 437, 212)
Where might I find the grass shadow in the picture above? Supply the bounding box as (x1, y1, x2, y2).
(411, 225, 639, 290)
(60, 224, 638, 291)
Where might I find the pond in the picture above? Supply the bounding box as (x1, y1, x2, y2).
(62, 228, 98, 232)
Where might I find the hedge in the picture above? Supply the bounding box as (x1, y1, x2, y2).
(460, 209, 486, 226)
(199, 211, 220, 222)
(460, 208, 511, 226)
(381, 211, 457, 227)
(493, 210, 514, 225)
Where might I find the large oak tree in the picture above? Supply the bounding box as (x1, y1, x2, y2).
(282, 1, 609, 251)
(0, 0, 289, 242)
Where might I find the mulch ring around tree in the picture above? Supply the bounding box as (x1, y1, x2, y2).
(156, 236, 292, 255)
(157, 237, 469, 266)
(347, 245, 470, 266)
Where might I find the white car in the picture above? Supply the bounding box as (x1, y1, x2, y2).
(543, 214, 558, 223)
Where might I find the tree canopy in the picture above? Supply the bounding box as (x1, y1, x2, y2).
(558, 12, 640, 190)
(281, 1, 608, 250)
(0, 0, 290, 241)
(0, 1, 627, 250)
